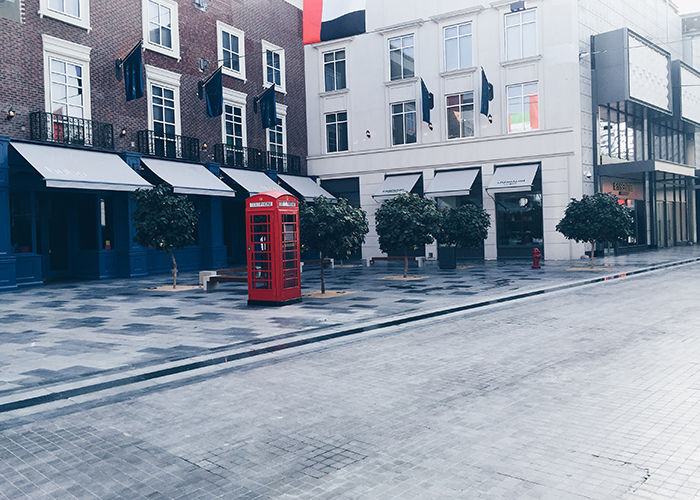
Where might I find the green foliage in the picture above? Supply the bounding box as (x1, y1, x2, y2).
(555, 192, 633, 245)
(300, 196, 369, 261)
(435, 203, 491, 248)
(130, 184, 199, 254)
(375, 193, 440, 254)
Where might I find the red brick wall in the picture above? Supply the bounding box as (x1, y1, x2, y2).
(0, 0, 307, 163)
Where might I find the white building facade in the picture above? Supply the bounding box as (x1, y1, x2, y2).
(304, 0, 700, 261)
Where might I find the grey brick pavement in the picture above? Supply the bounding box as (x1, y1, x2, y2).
(2, 257, 700, 498)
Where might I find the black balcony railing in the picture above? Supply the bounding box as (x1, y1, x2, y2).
(214, 144, 302, 174)
(30, 112, 114, 150)
(137, 130, 200, 162)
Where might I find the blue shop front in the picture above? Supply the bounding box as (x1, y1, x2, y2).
(0, 137, 237, 290)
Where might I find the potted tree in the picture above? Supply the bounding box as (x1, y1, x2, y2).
(374, 193, 440, 278)
(130, 184, 199, 288)
(300, 196, 369, 294)
(435, 203, 491, 269)
(556, 192, 633, 268)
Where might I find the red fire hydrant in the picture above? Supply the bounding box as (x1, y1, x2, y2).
(532, 248, 542, 269)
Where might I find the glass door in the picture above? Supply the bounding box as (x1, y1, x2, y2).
(250, 213, 272, 289)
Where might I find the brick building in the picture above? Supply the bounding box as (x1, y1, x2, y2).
(0, 0, 314, 289)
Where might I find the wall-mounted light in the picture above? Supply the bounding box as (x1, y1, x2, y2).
(119, 128, 127, 137)
(365, 130, 371, 138)
(487, 114, 493, 124)
(6, 107, 15, 121)
(510, 1, 526, 12)
(201, 142, 208, 151)
(428, 123, 433, 131)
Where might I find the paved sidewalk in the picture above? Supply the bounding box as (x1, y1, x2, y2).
(1, 246, 700, 413)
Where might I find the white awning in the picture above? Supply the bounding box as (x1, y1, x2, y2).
(141, 158, 236, 197)
(11, 142, 152, 192)
(277, 174, 336, 202)
(425, 169, 480, 198)
(487, 164, 539, 193)
(372, 173, 421, 202)
(220, 168, 289, 195)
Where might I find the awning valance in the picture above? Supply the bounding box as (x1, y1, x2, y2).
(372, 173, 421, 202)
(487, 164, 539, 193)
(598, 159, 696, 178)
(278, 174, 336, 202)
(10, 142, 152, 192)
(140, 158, 236, 197)
(220, 168, 289, 195)
(425, 169, 480, 198)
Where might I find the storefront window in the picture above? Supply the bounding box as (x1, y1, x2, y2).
(101, 197, 114, 250)
(10, 194, 32, 253)
(496, 192, 543, 253)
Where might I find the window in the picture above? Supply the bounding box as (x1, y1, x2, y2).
(444, 23, 472, 71)
(43, 35, 92, 121)
(324, 50, 346, 92)
(217, 21, 245, 81)
(505, 9, 537, 60)
(142, 0, 180, 59)
(50, 59, 85, 119)
(39, 0, 90, 30)
(326, 112, 348, 153)
(267, 111, 287, 170)
(145, 65, 181, 157)
(389, 35, 415, 80)
(100, 197, 114, 250)
(224, 105, 244, 147)
(507, 83, 538, 132)
(391, 101, 417, 145)
(10, 194, 32, 254)
(446, 93, 474, 139)
(262, 40, 286, 93)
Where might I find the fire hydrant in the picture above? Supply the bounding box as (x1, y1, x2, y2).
(532, 248, 542, 269)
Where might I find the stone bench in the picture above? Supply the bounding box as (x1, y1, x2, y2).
(300, 258, 334, 272)
(201, 267, 248, 292)
(363, 256, 425, 268)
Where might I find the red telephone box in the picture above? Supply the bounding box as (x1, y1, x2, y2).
(246, 191, 302, 306)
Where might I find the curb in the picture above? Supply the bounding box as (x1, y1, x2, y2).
(2, 256, 699, 414)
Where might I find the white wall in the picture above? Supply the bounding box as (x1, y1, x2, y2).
(304, 0, 686, 261)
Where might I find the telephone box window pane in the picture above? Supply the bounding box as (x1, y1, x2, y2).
(254, 281, 270, 289)
(284, 242, 296, 250)
(283, 214, 296, 222)
(253, 214, 269, 223)
(284, 251, 296, 261)
(283, 223, 295, 232)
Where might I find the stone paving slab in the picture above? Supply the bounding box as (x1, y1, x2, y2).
(1, 261, 700, 498)
(1, 247, 700, 408)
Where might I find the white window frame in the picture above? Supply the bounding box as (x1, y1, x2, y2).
(142, 0, 180, 60)
(323, 49, 347, 93)
(221, 88, 247, 147)
(325, 111, 349, 153)
(42, 35, 92, 119)
(145, 65, 181, 136)
(390, 101, 417, 146)
(505, 8, 537, 61)
(445, 92, 475, 140)
(266, 103, 287, 154)
(506, 81, 539, 133)
(262, 40, 286, 94)
(217, 21, 246, 82)
(38, 0, 91, 30)
(443, 22, 473, 72)
(388, 34, 415, 81)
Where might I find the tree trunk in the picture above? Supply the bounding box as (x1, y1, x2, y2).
(320, 250, 326, 294)
(170, 250, 178, 288)
(403, 248, 408, 278)
(589, 240, 596, 269)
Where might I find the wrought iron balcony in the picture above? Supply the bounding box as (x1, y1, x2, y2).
(137, 130, 200, 162)
(214, 144, 302, 174)
(30, 112, 114, 150)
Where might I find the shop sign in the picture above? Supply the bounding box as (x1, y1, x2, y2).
(601, 177, 644, 200)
